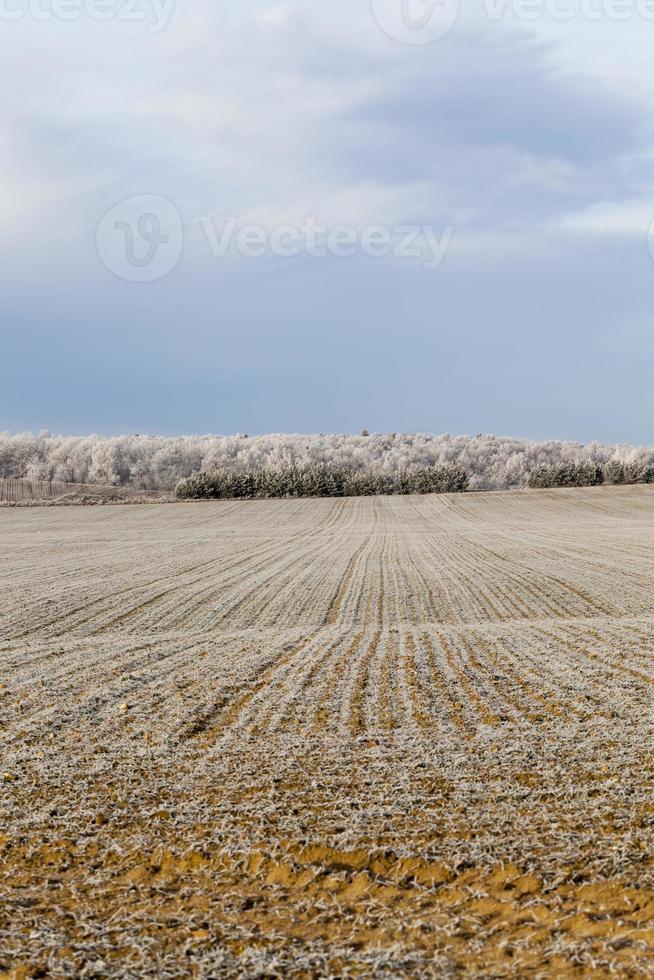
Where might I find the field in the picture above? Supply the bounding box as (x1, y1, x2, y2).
(0, 479, 167, 506)
(1, 487, 654, 978)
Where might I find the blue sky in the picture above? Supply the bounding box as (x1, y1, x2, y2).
(1, 0, 653, 442)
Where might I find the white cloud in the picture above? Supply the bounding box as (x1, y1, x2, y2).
(556, 200, 654, 236)
(0, 1, 652, 258)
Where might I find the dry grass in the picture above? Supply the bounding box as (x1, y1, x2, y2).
(1, 486, 654, 977)
(0, 479, 71, 503)
(0, 479, 169, 507)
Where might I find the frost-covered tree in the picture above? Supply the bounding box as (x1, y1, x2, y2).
(1, 430, 653, 492)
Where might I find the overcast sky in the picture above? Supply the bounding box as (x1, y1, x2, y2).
(1, 0, 653, 442)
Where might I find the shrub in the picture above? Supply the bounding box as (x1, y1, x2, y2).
(527, 461, 604, 489)
(527, 459, 654, 490)
(175, 463, 469, 500)
(604, 461, 654, 485)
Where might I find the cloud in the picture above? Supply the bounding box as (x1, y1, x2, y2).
(1, 0, 654, 439)
(0, 1, 652, 240)
(555, 199, 654, 236)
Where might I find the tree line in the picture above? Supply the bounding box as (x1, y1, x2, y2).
(2, 431, 653, 494)
(175, 463, 470, 499)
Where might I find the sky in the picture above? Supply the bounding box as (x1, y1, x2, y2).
(1, 0, 653, 443)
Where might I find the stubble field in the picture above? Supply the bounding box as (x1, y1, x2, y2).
(1, 487, 654, 978)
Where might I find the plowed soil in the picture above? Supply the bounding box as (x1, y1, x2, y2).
(1, 487, 654, 977)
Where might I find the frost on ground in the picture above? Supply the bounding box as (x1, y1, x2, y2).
(1, 487, 654, 978)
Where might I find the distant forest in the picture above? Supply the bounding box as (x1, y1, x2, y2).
(2, 431, 653, 494)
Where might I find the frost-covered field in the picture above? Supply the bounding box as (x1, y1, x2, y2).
(2, 488, 654, 977)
